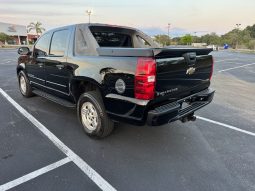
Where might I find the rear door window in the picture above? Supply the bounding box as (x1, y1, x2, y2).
(75, 28, 88, 55)
(49, 30, 69, 56)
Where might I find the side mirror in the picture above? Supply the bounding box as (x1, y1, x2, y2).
(18, 47, 31, 55)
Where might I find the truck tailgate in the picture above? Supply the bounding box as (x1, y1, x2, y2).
(155, 49, 213, 102)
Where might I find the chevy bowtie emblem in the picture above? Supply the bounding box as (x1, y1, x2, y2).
(186, 67, 196, 75)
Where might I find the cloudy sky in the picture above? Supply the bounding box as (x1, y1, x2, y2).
(1, 0, 255, 36)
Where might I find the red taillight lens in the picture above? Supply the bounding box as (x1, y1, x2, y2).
(135, 57, 156, 100)
(209, 57, 214, 80)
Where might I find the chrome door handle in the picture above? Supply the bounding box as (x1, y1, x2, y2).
(56, 65, 64, 70)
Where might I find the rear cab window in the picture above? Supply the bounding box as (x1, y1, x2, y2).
(137, 35, 151, 47)
(89, 25, 158, 49)
(89, 26, 133, 48)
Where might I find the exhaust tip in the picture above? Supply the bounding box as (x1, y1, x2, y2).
(190, 115, 197, 122)
(181, 115, 196, 123)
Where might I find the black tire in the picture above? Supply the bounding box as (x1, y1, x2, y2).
(18, 71, 34, 98)
(77, 91, 114, 138)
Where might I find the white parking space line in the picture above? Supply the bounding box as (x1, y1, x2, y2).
(0, 88, 117, 191)
(1, 59, 16, 63)
(218, 63, 255, 73)
(0, 157, 71, 191)
(197, 116, 255, 137)
(214, 59, 238, 63)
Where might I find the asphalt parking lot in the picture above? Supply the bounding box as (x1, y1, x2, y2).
(0, 49, 255, 191)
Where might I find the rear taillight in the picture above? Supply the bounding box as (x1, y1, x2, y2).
(209, 57, 214, 80)
(135, 57, 156, 100)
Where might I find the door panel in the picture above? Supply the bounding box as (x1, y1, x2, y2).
(26, 32, 52, 88)
(26, 58, 45, 87)
(44, 29, 72, 94)
(45, 57, 71, 93)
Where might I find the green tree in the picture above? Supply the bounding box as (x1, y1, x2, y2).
(180, 34, 192, 45)
(221, 29, 240, 48)
(221, 28, 253, 49)
(192, 35, 201, 43)
(247, 40, 255, 50)
(154, 35, 171, 46)
(246, 24, 255, 38)
(241, 30, 252, 47)
(200, 33, 221, 45)
(171, 37, 182, 45)
(0, 33, 12, 43)
(27, 21, 45, 35)
(152, 23, 255, 50)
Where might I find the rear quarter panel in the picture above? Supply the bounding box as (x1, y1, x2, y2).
(67, 56, 149, 122)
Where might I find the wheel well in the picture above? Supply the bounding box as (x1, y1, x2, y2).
(71, 80, 100, 102)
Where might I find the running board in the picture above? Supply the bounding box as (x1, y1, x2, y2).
(32, 90, 76, 108)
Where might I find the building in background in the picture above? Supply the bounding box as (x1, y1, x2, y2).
(191, 43, 207, 47)
(0, 22, 27, 45)
(0, 22, 40, 45)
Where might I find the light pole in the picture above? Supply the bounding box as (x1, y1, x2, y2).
(167, 23, 171, 46)
(86, 10, 92, 24)
(235, 24, 241, 49)
(193, 32, 197, 44)
(236, 23, 241, 29)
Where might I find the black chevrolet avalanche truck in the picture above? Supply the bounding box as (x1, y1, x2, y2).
(17, 23, 215, 138)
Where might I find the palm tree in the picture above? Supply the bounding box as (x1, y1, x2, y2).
(27, 22, 45, 36)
